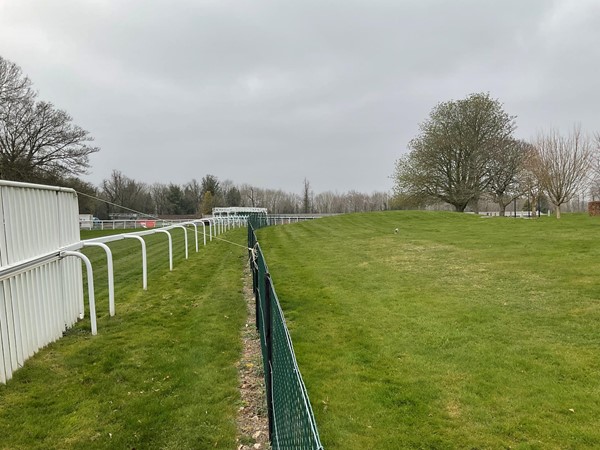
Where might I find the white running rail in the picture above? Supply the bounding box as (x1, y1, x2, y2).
(0, 181, 249, 384)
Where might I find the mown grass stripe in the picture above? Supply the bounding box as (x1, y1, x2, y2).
(257, 211, 600, 449)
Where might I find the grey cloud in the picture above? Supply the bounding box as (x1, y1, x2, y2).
(0, 0, 598, 193)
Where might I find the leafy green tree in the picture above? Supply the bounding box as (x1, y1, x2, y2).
(201, 191, 214, 215)
(166, 184, 186, 214)
(225, 186, 242, 206)
(201, 174, 221, 201)
(394, 93, 516, 212)
(62, 177, 99, 215)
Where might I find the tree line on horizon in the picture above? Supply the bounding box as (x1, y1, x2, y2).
(80, 170, 390, 219)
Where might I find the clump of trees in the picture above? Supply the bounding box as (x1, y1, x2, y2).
(393, 93, 599, 218)
(0, 56, 99, 184)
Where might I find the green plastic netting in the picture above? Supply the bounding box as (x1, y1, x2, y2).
(248, 219, 324, 450)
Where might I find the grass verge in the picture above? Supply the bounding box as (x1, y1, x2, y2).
(0, 227, 247, 449)
(257, 211, 600, 449)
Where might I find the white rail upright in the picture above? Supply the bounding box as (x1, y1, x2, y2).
(173, 225, 188, 259)
(0, 180, 84, 384)
(60, 251, 97, 335)
(155, 230, 173, 271)
(82, 242, 115, 316)
(189, 223, 199, 252)
(200, 221, 207, 246)
(123, 235, 148, 289)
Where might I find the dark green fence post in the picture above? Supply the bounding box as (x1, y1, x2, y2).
(249, 248, 258, 330)
(265, 273, 275, 441)
(248, 222, 260, 331)
(253, 257, 260, 331)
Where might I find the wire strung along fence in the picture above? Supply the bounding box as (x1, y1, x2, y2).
(248, 216, 324, 450)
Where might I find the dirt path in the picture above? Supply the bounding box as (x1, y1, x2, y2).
(235, 266, 270, 450)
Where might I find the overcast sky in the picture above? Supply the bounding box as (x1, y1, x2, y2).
(1, 0, 599, 194)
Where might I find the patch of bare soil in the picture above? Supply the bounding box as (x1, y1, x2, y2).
(236, 265, 270, 450)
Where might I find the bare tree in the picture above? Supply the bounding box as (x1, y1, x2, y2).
(183, 179, 202, 214)
(531, 126, 594, 218)
(302, 178, 312, 213)
(487, 139, 531, 215)
(264, 189, 284, 213)
(240, 184, 257, 207)
(347, 190, 369, 212)
(102, 170, 151, 216)
(0, 56, 99, 182)
(521, 156, 544, 217)
(314, 191, 335, 213)
(589, 133, 600, 201)
(150, 183, 170, 215)
(0, 56, 32, 105)
(220, 179, 242, 207)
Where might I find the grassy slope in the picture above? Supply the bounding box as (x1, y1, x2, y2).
(257, 212, 600, 449)
(0, 228, 247, 449)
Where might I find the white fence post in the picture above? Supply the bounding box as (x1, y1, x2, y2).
(190, 223, 199, 252)
(156, 230, 173, 271)
(173, 225, 188, 259)
(61, 251, 97, 335)
(82, 242, 115, 316)
(123, 235, 148, 290)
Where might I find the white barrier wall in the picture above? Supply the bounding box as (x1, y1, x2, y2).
(0, 180, 83, 384)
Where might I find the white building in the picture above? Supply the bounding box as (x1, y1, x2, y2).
(212, 207, 267, 217)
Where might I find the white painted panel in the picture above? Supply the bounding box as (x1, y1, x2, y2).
(0, 181, 83, 383)
(0, 281, 10, 383)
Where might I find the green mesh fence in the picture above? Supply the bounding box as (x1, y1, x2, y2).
(248, 218, 324, 450)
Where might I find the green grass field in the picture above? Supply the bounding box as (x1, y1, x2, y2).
(0, 227, 248, 449)
(3, 215, 600, 449)
(256, 212, 600, 449)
